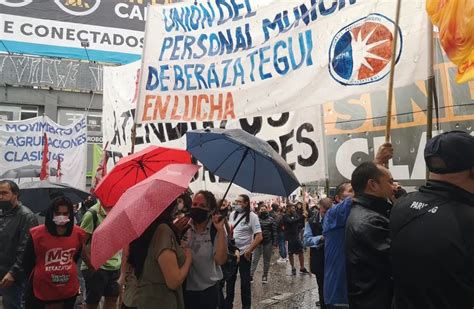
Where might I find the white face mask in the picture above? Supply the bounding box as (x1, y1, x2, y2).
(53, 215, 70, 226)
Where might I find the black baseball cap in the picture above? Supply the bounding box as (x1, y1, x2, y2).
(424, 130, 474, 174)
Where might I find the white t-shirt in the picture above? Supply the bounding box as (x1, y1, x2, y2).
(229, 211, 262, 252)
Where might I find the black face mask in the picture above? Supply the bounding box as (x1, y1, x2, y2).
(259, 211, 269, 219)
(189, 208, 209, 224)
(0, 200, 13, 211)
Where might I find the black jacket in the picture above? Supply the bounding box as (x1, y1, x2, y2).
(345, 194, 392, 309)
(283, 212, 303, 241)
(308, 211, 324, 276)
(0, 203, 38, 280)
(390, 180, 474, 309)
(258, 214, 278, 246)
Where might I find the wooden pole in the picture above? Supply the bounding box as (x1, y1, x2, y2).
(426, 22, 435, 180)
(426, 24, 435, 142)
(385, 0, 403, 142)
(131, 123, 137, 154)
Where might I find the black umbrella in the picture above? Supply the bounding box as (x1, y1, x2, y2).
(186, 128, 300, 198)
(0, 165, 57, 179)
(19, 180, 90, 213)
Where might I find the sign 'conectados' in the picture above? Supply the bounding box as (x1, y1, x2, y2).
(4, 21, 144, 49)
(0, 0, 185, 63)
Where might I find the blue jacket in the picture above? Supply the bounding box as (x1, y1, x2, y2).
(322, 197, 352, 305)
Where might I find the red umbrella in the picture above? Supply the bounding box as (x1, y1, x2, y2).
(93, 146, 191, 207)
(90, 163, 199, 269)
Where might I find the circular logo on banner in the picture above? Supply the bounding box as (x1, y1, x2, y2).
(54, 0, 100, 16)
(0, 0, 32, 7)
(328, 13, 402, 86)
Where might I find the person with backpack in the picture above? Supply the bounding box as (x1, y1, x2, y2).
(225, 194, 262, 309)
(181, 190, 227, 309)
(80, 199, 121, 309)
(250, 203, 278, 284)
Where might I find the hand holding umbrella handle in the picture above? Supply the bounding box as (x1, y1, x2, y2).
(212, 213, 226, 231)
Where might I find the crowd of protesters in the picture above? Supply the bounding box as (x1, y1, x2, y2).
(1, 130, 474, 309)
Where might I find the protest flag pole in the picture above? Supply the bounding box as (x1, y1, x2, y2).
(385, 0, 402, 142)
(426, 23, 435, 142)
(426, 21, 436, 180)
(131, 4, 154, 155)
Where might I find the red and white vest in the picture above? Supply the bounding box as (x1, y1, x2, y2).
(30, 225, 86, 301)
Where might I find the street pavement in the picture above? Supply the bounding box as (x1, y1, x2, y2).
(69, 248, 320, 308)
(233, 249, 320, 308)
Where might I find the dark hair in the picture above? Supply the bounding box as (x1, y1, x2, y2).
(271, 203, 278, 212)
(233, 194, 251, 223)
(334, 182, 351, 200)
(180, 188, 193, 213)
(257, 203, 268, 211)
(0, 180, 20, 197)
(351, 162, 384, 196)
(195, 190, 217, 212)
(128, 195, 182, 279)
(45, 196, 75, 236)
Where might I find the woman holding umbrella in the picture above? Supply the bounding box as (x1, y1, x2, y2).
(128, 195, 192, 309)
(22, 196, 91, 309)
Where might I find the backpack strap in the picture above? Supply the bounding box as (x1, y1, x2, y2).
(85, 209, 99, 245)
(230, 213, 247, 236)
(88, 208, 99, 232)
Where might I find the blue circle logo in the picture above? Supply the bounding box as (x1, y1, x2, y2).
(329, 14, 403, 86)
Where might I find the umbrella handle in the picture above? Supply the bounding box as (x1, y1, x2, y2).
(222, 148, 249, 201)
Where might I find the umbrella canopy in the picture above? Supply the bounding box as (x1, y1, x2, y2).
(90, 163, 199, 269)
(0, 164, 57, 179)
(19, 180, 91, 213)
(186, 128, 300, 197)
(93, 146, 191, 207)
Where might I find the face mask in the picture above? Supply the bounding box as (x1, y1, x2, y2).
(0, 200, 12, 211)
(189, 208, 209, 224)
(235, 205, 244, 213)
(259, 211, 268, 218)
(53, 215, 70, 226)
(177, 201, 185, 211)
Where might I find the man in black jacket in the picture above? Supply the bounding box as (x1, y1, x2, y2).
(283, 204, 309, 275)
(0, 180, 38, 309)
(345, 161, 395, 309)
(390, 131, 474, 309)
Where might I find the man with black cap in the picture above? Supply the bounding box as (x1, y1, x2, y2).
(390, 130, 474, 309)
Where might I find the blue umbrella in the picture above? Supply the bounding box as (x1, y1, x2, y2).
(186, 128, 300, 198)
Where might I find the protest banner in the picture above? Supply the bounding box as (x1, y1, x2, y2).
(0, 116, 88, 190)
(324, 40, 474, 186)
(103, 61, 326, 198)
(135, 0, 430, 123)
